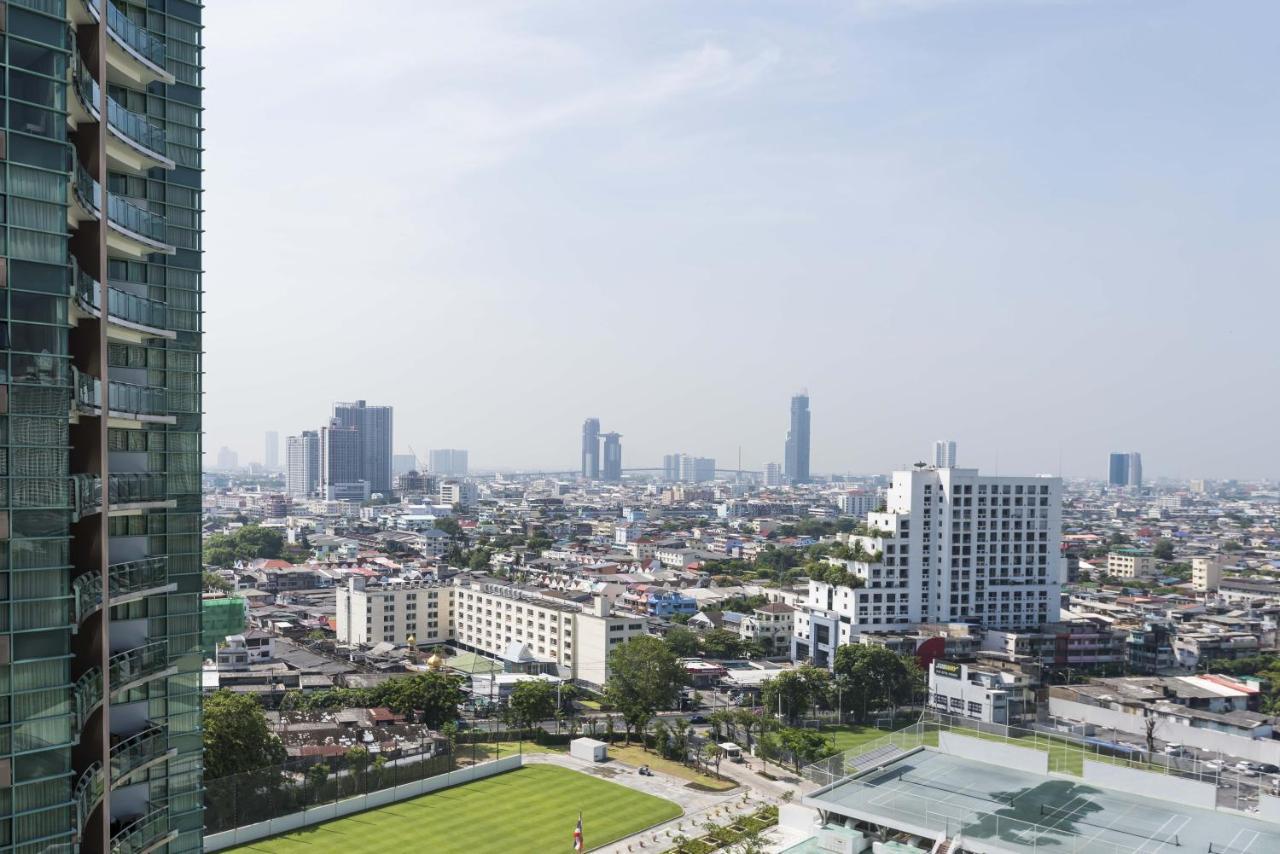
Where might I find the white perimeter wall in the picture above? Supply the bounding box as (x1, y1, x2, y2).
(1083, 759, 1217, 809)
(1049, 698, 1280, 764)
(203, 755, 525, 852)
(937, 732, 1049, 775)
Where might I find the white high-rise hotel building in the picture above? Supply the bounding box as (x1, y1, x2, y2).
(793, 465, 1062, 667)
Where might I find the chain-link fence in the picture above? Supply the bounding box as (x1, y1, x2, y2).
(800, 710, 1272, 812)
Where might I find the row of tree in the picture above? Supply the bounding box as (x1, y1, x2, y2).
(761, 646, 922, 725)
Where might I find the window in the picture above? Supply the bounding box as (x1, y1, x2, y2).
(968, 701, 983, 716)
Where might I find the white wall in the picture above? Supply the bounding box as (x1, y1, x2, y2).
(937, 732, 1048, 775)
(1083, 759, 1216, 809)
(203, 755, 524, 852)
(1049, 698, 1280, 764)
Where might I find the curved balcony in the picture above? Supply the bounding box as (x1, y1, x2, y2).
(77, 0, 175, 88)
(74, 762, 105, 844)
(72, 60, 174, 172)
(70, 162, 175, 256)
(110, 805, 177, 854)
(72, 557, 175, 627)
(73, 368, 175, 424)
(74, 668, 104, 732)
(71, 473, 173, 520)
(110, 725, 175, 785)
(72, 262, 175, 339)
(109, 641, 175, 694)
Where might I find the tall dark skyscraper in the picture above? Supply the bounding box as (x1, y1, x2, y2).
(784, 392, 811, 483)
(0, 2, 206, 849)
(581, 418, 601, 479)
(1109, 452, 1142, 487)
(333, 400, 394, 494)
(602, 432, 623, 481)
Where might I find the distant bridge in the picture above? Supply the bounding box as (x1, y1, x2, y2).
(474, 467, 764, 478)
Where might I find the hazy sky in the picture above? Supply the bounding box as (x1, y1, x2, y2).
(202, 0, 1280, 480)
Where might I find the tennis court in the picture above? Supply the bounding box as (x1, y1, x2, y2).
(808, 749, 1280, 854)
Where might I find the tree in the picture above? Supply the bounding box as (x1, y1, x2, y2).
(1153, 539, 1175, 561)
(701, 742, 723, 778)
(605, 636, 686, 747)
(761, 665, 831, 725)
(372, 672, 465, 728)
(663, 626, 700, 657)
(778, 727, 834, 773)
(345, 745, 371, 789)
(434, 517, 464, 538)
(305, 762, 330, 792)
(733, 709, 763, 753)
(203, 525, 285, 568)
(507, 679, 558, 731)
(203, 690, 287, 779)
(203, 570, 232, 593)
(831, 645, 922, 724)
(701, 628, 751, 660)
(1144, 714, 1159, 754)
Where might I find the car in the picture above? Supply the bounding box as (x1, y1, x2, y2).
(688, 715, 708, 724)
(1204, 760, 1224, 771)
(1257, 763, 1280, 774)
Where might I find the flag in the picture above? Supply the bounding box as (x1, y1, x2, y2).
(573, 813, 583, 851)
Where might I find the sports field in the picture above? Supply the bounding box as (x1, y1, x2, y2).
(227, 764, 682, 854)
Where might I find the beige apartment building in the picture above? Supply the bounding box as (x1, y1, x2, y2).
(337, 575, 648, 688)
(1107, 549, 1156, 579)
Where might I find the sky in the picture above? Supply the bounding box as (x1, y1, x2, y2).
(201, 0, 1280, 481)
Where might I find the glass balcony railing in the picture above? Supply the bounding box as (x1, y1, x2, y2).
(86, 0, 168, 71)
(74, 763, 105, 841)
(74, 159, 169, 245)
(73, 557, 169, 625)
(74, 369, 169, 417)
(111, 806, 174, 854)
(75, 162, 102, 215)
(110, 725, 169, 782)
(75, 59, 169, 159)
(108, 98, 167, 158)
(70, 473, 169, 520)
(109, 640, 170, 689)
(74, 668, 104, 731)
(72, 262, 169, 330)
(109, 194, 168, 244)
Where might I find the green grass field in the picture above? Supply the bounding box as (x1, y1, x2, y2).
(228, 764, 682, 854)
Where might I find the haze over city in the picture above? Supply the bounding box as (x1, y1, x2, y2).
(204, 0, 1280, 478)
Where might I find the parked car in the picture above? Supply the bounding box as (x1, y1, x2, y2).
(1256, 763, 1279, 774)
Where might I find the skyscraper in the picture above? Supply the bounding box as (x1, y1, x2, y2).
(933, 440, 957, 468)
(265, 430, 280, 470)
(784, 392, 811, 483)
(764, 462, 783, 487)
(429, 448, 469, 477)
(581, 418, 601, 479)
(0, 3, 206, 849)
(287, 431, 322, 497)
(1109, 452, 1142, 487)
(602, 433, 623, 481)
(332, 400, 394, 494)
(217, 446, 240, 471)
(662, 454, 681, 482)
(321, 418, 367, 500)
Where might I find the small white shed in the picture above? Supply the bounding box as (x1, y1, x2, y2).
(570, 737, 609, 763)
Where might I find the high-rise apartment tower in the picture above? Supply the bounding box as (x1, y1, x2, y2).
(0, 1, 206, 849)
(332, 400, 393, 494)
(601, 433, 622, 481)
(428, 448, 468, 477)
(264, 430, 279, 470)
(581, 418, 600, 480)
(1108, 452, 1142, 488)
(784, 392, 811, 483)
(286, 431, 321, 497)
(933, 440, 957, 468)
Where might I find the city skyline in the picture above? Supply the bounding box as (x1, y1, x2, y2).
(203, 0, 1280, 482)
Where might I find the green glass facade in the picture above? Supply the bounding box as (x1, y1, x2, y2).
(0, 0, 203, 851)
